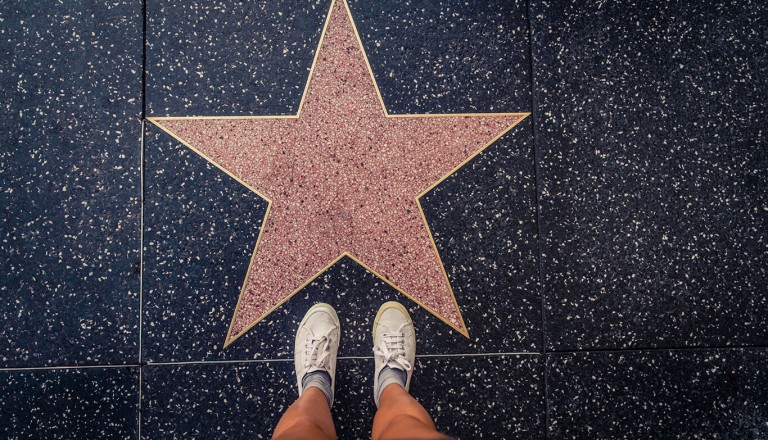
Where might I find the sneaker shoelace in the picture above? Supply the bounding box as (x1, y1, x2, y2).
(373, 323, 412, 372)
(303, 326, 336, 371)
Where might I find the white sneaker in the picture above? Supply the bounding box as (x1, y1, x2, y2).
(294, 303, 340, 404)
(372, 301, 416, 407)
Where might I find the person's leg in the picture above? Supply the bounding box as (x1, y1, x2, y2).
(272, 303, 340, 440)
(370, 302, 452, 440)
(272, 387, 336, 440)
(372, 383, 452, 440)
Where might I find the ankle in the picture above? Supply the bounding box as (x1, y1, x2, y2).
(375, 366, 407, 407)
(302, 371, 334, 408)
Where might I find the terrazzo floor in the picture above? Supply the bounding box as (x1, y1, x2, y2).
(1, 0, 766, 439)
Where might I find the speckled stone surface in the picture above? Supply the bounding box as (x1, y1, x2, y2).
(142, 119, 537, 362)
(0, 1, 141, 367)
(347, 0, 530, 114)
(141, 355, 542, 439)
(547, 349, 768, 439)
(141, 122, 267, 360)
(410, 355, 544, 439)
(532, 0, 768, 350)
(146, 0, 329, 116)
(0, 367, 139, 439)
(141, 362, 291, 439)
(6, 0, 768, 438)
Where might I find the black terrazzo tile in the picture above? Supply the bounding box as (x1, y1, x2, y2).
(347, 0, 530, 114)
(410, 355, 544, 439)
(547, 349, 768, 439)
(421, 119, 540, 352)
(141, 361, 292, 439)
(141, 355, 542, 439)
(0, 367, 139, 439)
(146, 0, 330, 116)
(141, 123, 267, 362)
(0, 1, 141, 366)
(532, 0, 768, 350)
(142, 120, 538, 363)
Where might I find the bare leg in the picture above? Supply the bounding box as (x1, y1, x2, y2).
(372, 384, 452, 440)
(272, 387, 336, 440)
(275, 303, 340, 439)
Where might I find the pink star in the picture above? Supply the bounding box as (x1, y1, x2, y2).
(150, 0, 527, 346)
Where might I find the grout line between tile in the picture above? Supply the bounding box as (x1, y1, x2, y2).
(139, 120, 145, 366)
(543, 350, 550, 437)
(340, 352, 542, 360)
(139, 0, 147, 435)
(146, 359, 294, 367)
(524, 0, 549, 437)
(141, 0, 147, 119)
(415, 352, 540, 358)
(138, 112, 145, 440)
(138, 366, 142, 440)
(0, 364, 141, 372)
(525, 4, 546, 356)
(547, 344, 768, 355)
(142, 352, 543, 367)
(3, 346, 765, 372)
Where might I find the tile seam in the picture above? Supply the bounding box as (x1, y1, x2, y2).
(547, 344, 768, 355)
(142, 352, 543, 367)
(523, 0, 550, 437)
(4, 346, 765, 371)
(138, 120, 145, 440)
(139, 0, 147, 434)
(0, 364, 142, 372)
(137, 366, 143, 440)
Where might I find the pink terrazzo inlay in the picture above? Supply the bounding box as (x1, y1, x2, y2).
(155, 0, 524, 344)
